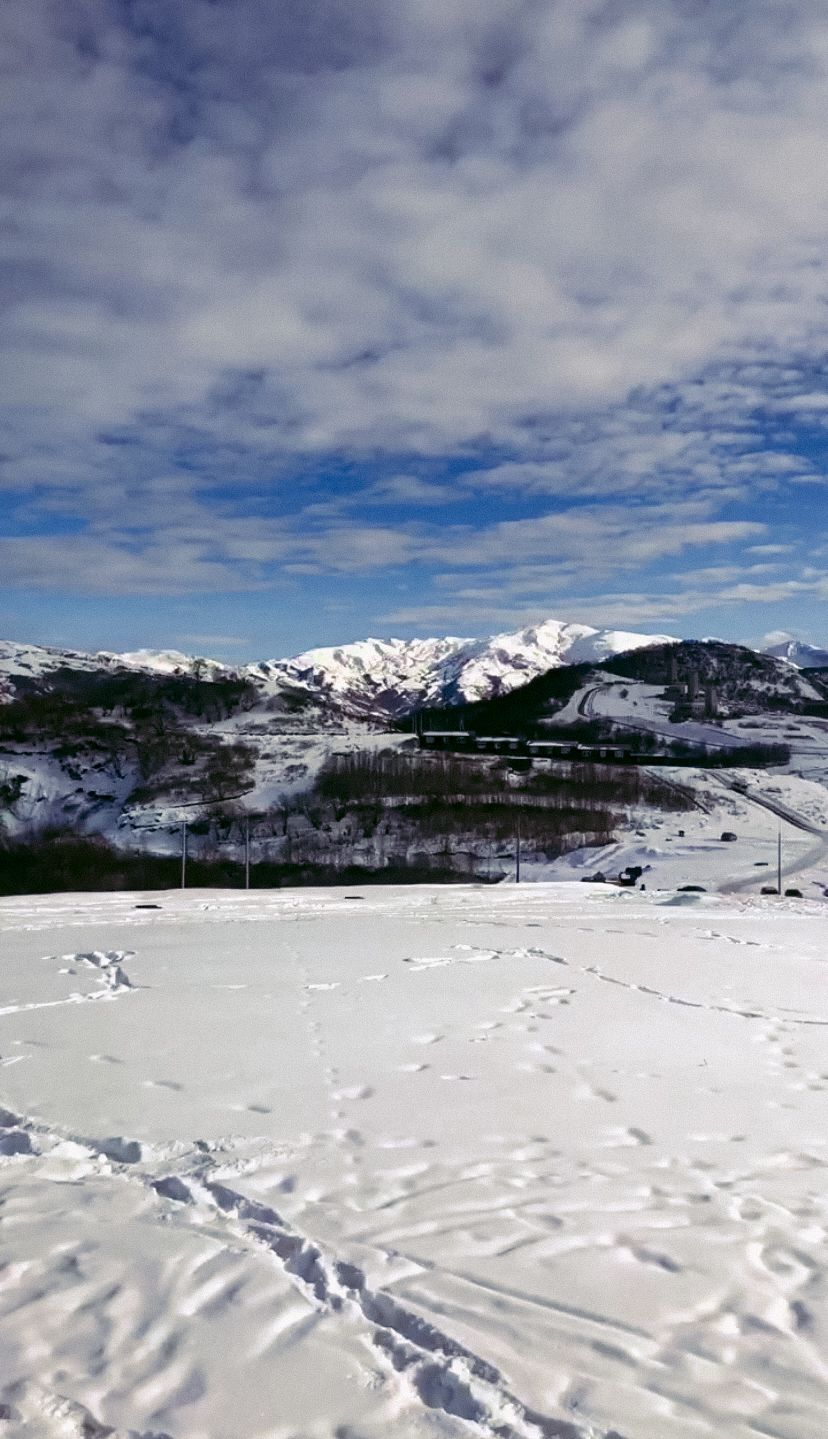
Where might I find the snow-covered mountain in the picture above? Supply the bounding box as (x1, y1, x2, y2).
(0, 639, 239, 687)
(263, 619, 679, 715)
(1, 620, 678, 717)
(761, 637, 828, 670)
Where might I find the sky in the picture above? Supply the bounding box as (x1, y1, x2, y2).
(5, 1, 828, 662)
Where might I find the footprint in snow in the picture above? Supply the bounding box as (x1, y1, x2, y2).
(53, 951, 135, 992)
(95, 1136, 141, 1163)
(574, 1084, 617, 1102)
(142, 1079, 183, 1091)
(59, 950, 135, 968)
(619, 1241, 682, 1273)
(602, 1127, 653, 1147)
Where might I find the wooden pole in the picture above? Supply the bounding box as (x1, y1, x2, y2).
(516, 809, 521, 884)
(777, 827, 782, 896)
(245, 815, 250, 890)
(181, 821, 187, 889)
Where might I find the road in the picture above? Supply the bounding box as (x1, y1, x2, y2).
(713, 775, 828, 894)
(577, 682, 748, 752)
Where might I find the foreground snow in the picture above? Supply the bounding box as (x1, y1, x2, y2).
(2, 883, 828, 1439)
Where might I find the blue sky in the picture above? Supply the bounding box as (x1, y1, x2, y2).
(4, 0, 828, 661)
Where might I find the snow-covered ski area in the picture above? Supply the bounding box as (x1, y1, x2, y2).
(2, 882, 828, 1438)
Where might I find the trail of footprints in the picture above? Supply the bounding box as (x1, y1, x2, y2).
(403, 938, 828, 1034)
(3, 935, 827, 1436)
(5, 1102, 825, 1439)
(0, 1106, 615, 1439)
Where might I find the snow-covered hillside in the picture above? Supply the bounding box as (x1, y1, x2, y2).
(0, 639, 220, 682)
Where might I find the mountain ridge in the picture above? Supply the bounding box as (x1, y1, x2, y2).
(1, 619, 679, 718)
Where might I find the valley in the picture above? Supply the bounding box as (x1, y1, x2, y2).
(3, 623, 828, 897)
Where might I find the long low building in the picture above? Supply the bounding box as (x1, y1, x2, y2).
(417, 731, 632, 761)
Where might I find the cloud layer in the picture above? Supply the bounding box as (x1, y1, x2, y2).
(3, 0, 828, 641)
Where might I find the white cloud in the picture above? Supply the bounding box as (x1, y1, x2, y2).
(5, 0, 828, 456)
(4, 1, 828, 628)
(379, 574, 828, 634)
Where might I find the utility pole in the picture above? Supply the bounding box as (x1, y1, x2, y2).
(245, 815, 250, 890)
(181, 820, 187, 889)
(516, 809, 521, 884)
(777, 827, 782, 896)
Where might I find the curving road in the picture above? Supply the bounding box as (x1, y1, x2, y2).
(713, 775, 828, 894)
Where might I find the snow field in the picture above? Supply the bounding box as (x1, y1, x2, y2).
(1, 884, 828, 1437)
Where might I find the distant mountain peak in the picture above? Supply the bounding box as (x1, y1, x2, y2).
(267, 618, 679, 715)
(1, 619, 680, 718)
(760, 637, 828, 670)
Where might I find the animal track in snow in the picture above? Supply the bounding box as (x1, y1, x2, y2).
(402, 946, 566, 974)
(601, 1127, 653, 1147)
(575, 1083, 617, 1103)
(581, 966, 828, 1026)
